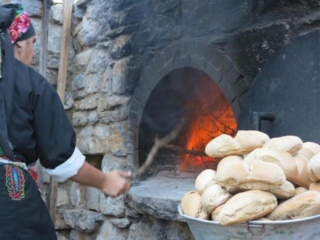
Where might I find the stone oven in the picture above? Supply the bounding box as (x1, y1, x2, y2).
(134, 46, 240, 178)
(12, 0, 320, 239)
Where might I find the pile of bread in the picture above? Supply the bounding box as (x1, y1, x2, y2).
(180, 130, 320, 226)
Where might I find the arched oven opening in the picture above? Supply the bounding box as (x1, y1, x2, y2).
(138, 67, 237, 178)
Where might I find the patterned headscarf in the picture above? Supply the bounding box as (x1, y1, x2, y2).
(8, 4, 35, 44)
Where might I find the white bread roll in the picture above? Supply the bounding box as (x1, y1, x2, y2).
(238, 160, 286, 190)
(243, 148, 297, 182)
(234, 130, 270, 153)
(263, 136, 303, 155)
(216, 156, 249, 187)
(195, 169, 217, 195)
(268, 191, 320, 220)
(293, 187, 308, 197)
(205, 134, 242, 158)
(309, 182, 320, 192)
(297, 148, 314, 160)
(308, 153, 320, 182)
(269, 181, 295, 199)
(216, 190, 277, 225)
(181, 191, 208, 219)
(226, 185, 247, 194)
(303, 142, 320, 155)
(211, 204, 224, 221)
(290, 156, 313, 188)
(201, 184, 231, 213)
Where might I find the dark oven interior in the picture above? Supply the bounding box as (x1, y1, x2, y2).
(138, 67, 237, 178)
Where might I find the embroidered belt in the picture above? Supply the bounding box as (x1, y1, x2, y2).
(0, 158, 40, 200)
(0, 158, 28, 170)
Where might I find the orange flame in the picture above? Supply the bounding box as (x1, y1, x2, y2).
(180, 75, 237, 172)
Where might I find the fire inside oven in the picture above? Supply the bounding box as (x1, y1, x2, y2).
(138, 67, 237, 176)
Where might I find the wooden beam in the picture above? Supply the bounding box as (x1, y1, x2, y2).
(49, 0, 73, 225)
(37, 0, 51, 195)
(56, 0, 73, 102)
(39, 0, 50, 78)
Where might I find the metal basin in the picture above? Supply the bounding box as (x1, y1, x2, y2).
(178, 205, 320, 240)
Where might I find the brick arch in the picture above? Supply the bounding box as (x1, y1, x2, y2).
(127, 40, 247, 169)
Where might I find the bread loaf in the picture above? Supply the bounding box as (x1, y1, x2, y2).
(238, 160, 286, 190)
(234, 130, 270, 153)
(263, 136, 303, 155)
(216, 156, 249, 187)
(303, 142, 320, 155)
(205, 134, 242, 158)
(296, 148, 314, 160)
(269, 181, 295, 199)
(216, 190, 277, 225)
(181, 191, 208, 219)
(293, 187, 308, 197)
(195, 169, 217, 195)
(308, 153, 320, 182)
(290, 156, 313, 188)
(243, 148, 297, 182)
(201, 184, 231, 213)
(268, 191, 320, 220)
(211, 204, 224, 221)
(309, 182, 320, 192)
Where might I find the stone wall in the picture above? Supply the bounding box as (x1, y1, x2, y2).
(3, 0, 320, 239)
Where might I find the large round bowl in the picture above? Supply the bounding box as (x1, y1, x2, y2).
(178, 205, 320, 240)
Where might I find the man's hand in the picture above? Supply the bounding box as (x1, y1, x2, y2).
(101, 170, 131, 197)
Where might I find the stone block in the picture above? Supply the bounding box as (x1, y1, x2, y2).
(70, 182, 87, 207)
(72, 111, 88, 127)
(74, 95, 99, 110)
(77, 123, 127, 156)
(218, 79, 236, 103)
(77, 19, 100, 47)
(74, 50, 93, 72)
(110, 218, 132, 229)
(97, 96, 130, 113)
(77, 0, 92, 8)
(231, 76, 250, 97)
(86, 49, 110, 74)
(204, 62, 222, 83)
(100, 195, 125, 217)
(112, 58, 130, 94)
(51, 4, 64, 24)
(96, 220, 129, 240)
(110, 35, 132, 59)
(62, 209, 104, 233)
(85, 73, 103, 94)
(231, 100, 241, 120)
(101, 155, 122, 173)
(69, 229, 97, 240)
(64, 92, 74, 110)
(57, 187, 70, 207)
(86, 187, 101, 211)
(88, 111, 99, 125)
(223, 64, 241, 86)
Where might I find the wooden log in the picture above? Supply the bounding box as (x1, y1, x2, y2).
(49, 0, 73, 225)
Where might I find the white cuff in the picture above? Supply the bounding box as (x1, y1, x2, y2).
(45, 147, 85, 182)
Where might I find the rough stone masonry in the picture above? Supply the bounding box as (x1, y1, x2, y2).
(3, 0, 320, 239)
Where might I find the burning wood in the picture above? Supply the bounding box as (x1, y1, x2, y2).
(131, 119, 186, 179)
(162, 144, 208, 157)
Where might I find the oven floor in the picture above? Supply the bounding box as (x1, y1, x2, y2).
(125, 175, 196, 221)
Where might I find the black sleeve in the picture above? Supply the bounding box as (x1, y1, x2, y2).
(31, 70, 76, 169)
